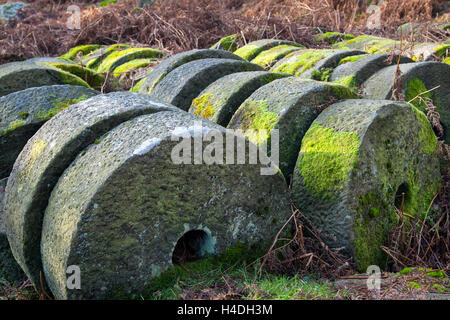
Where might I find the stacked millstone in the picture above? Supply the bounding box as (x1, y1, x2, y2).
(135, 49, 268, 110)
(332, 35, 450, 62)
(59, 44, 163, 85)
(0, 85, 99, 282)
(363, 62, 450, 144)
(0, 59, 94, 97)
(4, 92, 291, 299)
(233, 39, 306, 69)
(292, 99, 441, 271)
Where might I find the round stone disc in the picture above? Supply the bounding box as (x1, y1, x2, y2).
(0, 61, 90, 97)
(234, 39, 302, 61)
(292, 100, 441, 271)
(150, 58, 263, 110)
(4, 92, 178, 287)
(330, 54, 414, 87)
(227, 78, 358, 177)
(0, 85, 99, 178)
(188, 71, 290, 126)
(363, 62, 450, 143)
(41, 111, 290, 299)
(138, 49, 244, 94)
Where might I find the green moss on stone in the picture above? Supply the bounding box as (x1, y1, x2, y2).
(1, 119, 26, 136)
(251, 45, 302, 68)
(57, 69, 91, 88)
(130, 78, 147, 92)
(36, 95, 89, 121)
(238, 99, 279, 144)
(210, 34, 239, 52)
(311, 67, 334, 82)
(113, 59, 154, 77)
(406, 78, 432, 112)
(43, 62, 104, 88)
(234, 45, 262, 61)
(96, 48, 162, 73)
(338, 54, 367, 65)
(314, 32, 355, 44)
(191, 93, 215, 120)
(272, 50, 332, 75)
(59, 44, 102, 61)
(332, 74, 358, 88)
(411, 106, 438, 156)
(19, 112, 29, 119)
(408, 281, 421, 289)
(297, 123, 360, 200)
(434, 44, 450, 58)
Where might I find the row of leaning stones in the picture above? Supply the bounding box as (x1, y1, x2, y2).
(0, 42, 447, 298)
(0, 43, 163, 97)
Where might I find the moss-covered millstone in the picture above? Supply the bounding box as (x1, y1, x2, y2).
(250, 45, 303, 69)
(297, 50, 367, 80)
(4, 92, 179, 288)
(59, 44, 103, 62)
(333, 35, 400, 54)
(363, 62, 450, 143)
(188, 71, 290, 126)
(330, 54, 414, 88)
(234, 39, 303, 61)
(38, 62, 105, 88)
(270, 49, 364, 77)
(113, 58, 155, 77)
(292, 100, 441, 272)
(0, 85, 99, 178)
(82, 44, 132, 70)
(138, 49, 244, 95)
(96, 48, 163, 73)
(40, 111, 290, 299)
(0, 178, 26, 282)
(150, 58, 263, 111)
(227, 78, 358, 177)
(0, 61, 91, 97)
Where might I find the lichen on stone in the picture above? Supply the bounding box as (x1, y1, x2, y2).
(36, 95, 89, 121)
(1, 119, 25, 136)
(251, 45, 301, 68)
(191, 93, 215, 120)
(234, 45, 261, 61)
(410, 105, 438, 156)
(113, 58, 154, 77)
(59, 44, 102, 61)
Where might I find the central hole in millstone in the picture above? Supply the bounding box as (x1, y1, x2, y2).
(394, 183, 410, 211)
(172, 230, 215, 266)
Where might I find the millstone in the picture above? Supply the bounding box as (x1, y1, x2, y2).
(363, 62, 450, 143)
(82, 44, 132, 70)
(138, 49, 244, 94)
(150, 58, 263, 110)
(292, 99, 441, 271)
(0, 61, 91, 97)
(39, 62, 105, 88)
(96, 48, 163, 73)
(210, 34, 240, 52)
(188, 71, 290, 126)
(0, 85, 99, 178)
(4, 92, 178, 288)
(250, 45, 303, 69)
(227, 78, 358, 177)
(333, 35, 399, 52)
(330, 54, 414, 88)
(0, 178, 26, 282)
(297, 50, 367, 80)
(269, 49, 365, 76)
(234, 39, 302, 61)
(41, 111, 290, 299)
